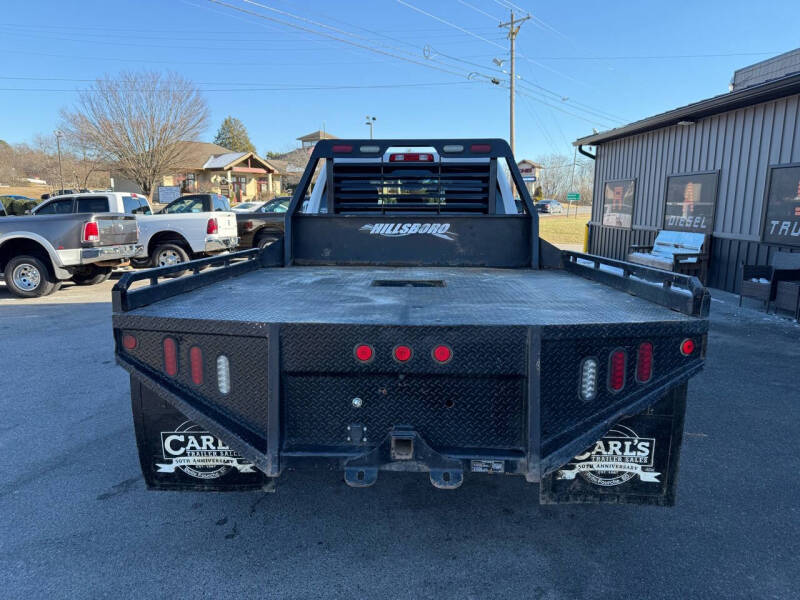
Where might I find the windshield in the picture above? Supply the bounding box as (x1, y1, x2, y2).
(262, 197, 291, 213)
(234, 202, 260, 210)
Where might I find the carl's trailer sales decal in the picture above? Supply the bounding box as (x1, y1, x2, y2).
(158, 421, 254, 480)
(556, 424, 660, 487)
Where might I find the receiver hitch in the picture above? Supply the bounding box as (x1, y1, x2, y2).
(343, 426, 464, 489)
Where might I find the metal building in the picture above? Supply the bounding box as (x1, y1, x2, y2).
(575, 50, 800, 292)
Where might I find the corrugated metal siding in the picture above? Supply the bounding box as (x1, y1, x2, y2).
(589, 92, 800, 293)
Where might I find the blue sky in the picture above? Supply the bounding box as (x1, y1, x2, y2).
(1, 0, 799, 160)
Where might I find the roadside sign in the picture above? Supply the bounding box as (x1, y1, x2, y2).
(157, 185, 181, 205)
(567, 192, 580, 202)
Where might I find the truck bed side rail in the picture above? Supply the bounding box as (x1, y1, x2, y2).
(562, 251, 710, 318)
(111, 244, 281, 312)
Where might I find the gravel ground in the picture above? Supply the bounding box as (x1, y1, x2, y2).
(0, 277, 798, 599)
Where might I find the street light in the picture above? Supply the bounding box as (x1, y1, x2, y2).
(54, 129, 64, 192)
(365, 115, 376, 139)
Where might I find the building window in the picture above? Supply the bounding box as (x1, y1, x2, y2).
(762, 164, 800, 246)
(231, 175, 248, 202)
(664, 172, 718, 234)
(181, 173, 196, 192)
(602, 179, 635, 228)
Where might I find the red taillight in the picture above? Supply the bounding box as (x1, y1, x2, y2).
(332, 144, 353, 153)
(432, 345, 452, 363)
(121, 334, 137, 350)
(355, 344, 373, 362)
(206, 218, 218, 234)
(190, 346, 203, 385)
(680, 339, 695, 356)
(636, 342, 653, 383)
(163, 337, 178, 376)
(608, 349, 626, 392)
(470, 144, 491, 153)
(243, 220, 254, 231)
(83, 221, 99, 242)
(389, 153, 433, 162)
(393, 345, 412, 362)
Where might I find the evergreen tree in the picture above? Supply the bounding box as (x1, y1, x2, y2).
(213, 116, 256, 153)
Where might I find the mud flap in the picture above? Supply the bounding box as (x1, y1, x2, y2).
(131, 376, 270, 491)
(539, 383, 688, 506)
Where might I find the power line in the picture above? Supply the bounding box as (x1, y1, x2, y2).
(519, 94, 559, 151)
(0, 81, 477, 93)
(395, 1, 622, 127)
(396, 0, 506, 51)
(520, 51, 783, 60)
(203, 0, 480, 80)
(515, 87, 616, 127)
(456, 0, 502, 22)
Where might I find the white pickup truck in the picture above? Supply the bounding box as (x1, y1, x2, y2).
(33, 192, 239, 272)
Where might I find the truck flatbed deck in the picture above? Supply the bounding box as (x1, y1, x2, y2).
(129, 266, 695, 326)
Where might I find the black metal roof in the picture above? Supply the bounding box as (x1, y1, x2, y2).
(574, 72, 800, 146)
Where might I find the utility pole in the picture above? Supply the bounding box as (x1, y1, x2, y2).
(54, 129, 64, 192)
(568, 145, 577, 216)
(365, 115, 376, 139)
(499, 11, 530, 155)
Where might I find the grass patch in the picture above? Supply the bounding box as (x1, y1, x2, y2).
(538, 215, 589, 246)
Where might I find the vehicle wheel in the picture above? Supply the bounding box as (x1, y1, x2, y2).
(3, 255, 57, 298)
(130, 257, 151, 269)
(256, 234, 279, 250)
(71, 265, 113, 286)
(152, 243, 190, 277)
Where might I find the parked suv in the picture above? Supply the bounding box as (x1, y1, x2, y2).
(33, 192, 238, 269)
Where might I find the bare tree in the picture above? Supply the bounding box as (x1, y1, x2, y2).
(534, 153, 594, 205)
(61, 71, 209, 196)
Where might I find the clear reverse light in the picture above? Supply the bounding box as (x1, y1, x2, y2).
(580, 357, 598, 401)
(216, 355, 230, 395)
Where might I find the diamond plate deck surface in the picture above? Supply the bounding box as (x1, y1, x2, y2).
(129, 266, 695, 326)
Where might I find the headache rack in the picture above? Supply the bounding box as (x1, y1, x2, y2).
(332, 160, 493, 214)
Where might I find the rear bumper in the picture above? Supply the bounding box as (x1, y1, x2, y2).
(204, 236, 239, 254)
(114, 318, 707, 505)
(80, 244, 141, 265)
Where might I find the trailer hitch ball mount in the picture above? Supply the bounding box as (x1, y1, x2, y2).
(343, 427, 464, 489)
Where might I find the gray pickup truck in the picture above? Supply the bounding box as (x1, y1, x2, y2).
(0, 203, 139, 297)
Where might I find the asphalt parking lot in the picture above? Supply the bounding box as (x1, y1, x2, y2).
(1, 278, 798, 599)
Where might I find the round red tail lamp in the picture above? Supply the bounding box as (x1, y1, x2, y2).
(432, 345, 452, 363)
(354, 344, 374, 362)
(393, 345, 412, 362)
(680, 339, 696, 356)
(121, 334, 137, 350)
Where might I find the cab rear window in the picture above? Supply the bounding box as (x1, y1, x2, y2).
(123, 196, 151, 214)
(77, 196, 110, 213)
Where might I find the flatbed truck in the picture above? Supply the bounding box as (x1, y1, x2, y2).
(112, 139, 708, 506)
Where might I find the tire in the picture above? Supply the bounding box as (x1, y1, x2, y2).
(152, 243, 190, 277)
(71, 265, 112, 286)
(3, 255, 57, 298)
(130, 257, 151, 269)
